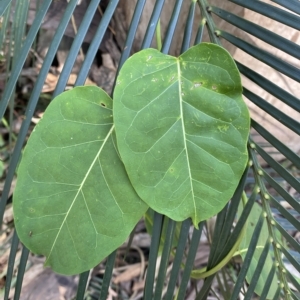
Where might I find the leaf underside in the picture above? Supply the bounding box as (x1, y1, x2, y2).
(238, 202, 278, 299)
(114, 43, 250, 226)
(13, 86, 148, 275)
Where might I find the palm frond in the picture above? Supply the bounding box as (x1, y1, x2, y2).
(230, 214, 265, 299)
(74, 0, 119, 86)
(76, 271, 90, 300)
(164, 218, 192, 299)
(3, 230, 19, 300)
(181, 0, 197, 52)
(229, 0, 300, 30)
(236, 62, 300, 113)
(270, 0, 300, 14)
(218, 30, 300, 81)
(211, 6, 300, 59)
(53, 0, 104, 96)
(99, 251, 117, 300)
(245, 88, 300, 135)
(144, 212, 163, 299)
(177, 223, 204, 300)
(0, 0, 299, 299)
(259, 265, 277, 300)
(0, 0, 52, 121)
(154, 219, 176, 299)
(13, 247, 29, 300)
(0, 0, 12, 17)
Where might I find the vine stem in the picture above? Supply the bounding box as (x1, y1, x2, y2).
(156, 18, 162, 51)
(190, 192, 248, 279)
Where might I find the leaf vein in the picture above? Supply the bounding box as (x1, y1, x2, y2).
(177, 60, 197, 223)
(45, 125, 115, 264)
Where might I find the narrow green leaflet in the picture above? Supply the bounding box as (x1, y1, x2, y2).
(237, 202, 278, 299)
(0, 0, 12, 17)
(113, 43, 250, 226)
(145, 208, 181, 255)
(13, 86, 148, 275)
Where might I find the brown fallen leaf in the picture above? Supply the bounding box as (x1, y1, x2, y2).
(42, 72, 96, 93)
(113, 263, 142, 284)
(31, 112, 44, 124)
(132, 279, 145, 292)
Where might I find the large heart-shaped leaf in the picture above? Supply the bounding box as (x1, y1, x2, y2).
(114, 43, 250, 226)
(13, 86, 148, 275)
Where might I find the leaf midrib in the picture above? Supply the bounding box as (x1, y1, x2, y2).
(176, 59, 197, 224)
(46, 124, 115, 263)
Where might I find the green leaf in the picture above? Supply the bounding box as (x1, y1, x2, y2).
(237, 202, 278, 299)
(13, 86, 148, 275)
(113, 43, 250, 226)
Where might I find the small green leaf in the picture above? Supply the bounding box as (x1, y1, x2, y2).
(237, 202, 278, 299)
(13, 86, 148, 275)
(113, 43, 250, 226)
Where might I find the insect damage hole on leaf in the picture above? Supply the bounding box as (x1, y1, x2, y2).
(194, 82, 203, 88)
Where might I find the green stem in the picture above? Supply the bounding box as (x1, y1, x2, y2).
(190, 192, 248, 279)
(1, 117, 17, 142)
(156, 18, 162, 51)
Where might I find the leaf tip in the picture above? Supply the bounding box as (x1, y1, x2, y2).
(43, 257, 50, 268)
(191, 217, 200, 229)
